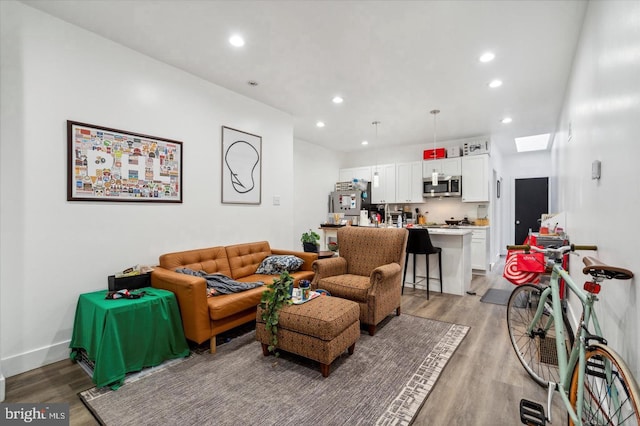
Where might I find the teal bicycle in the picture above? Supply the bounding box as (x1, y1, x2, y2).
(506, 244, 639, 425)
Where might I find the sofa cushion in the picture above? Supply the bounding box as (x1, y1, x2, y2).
(256, 255, 304, 275)
(159, 246, 232, 276)
(226, 241, 272, 280)
(239, 271, 315, 287)
(316, 274, 371, 303)
(207, 286, 265, 320)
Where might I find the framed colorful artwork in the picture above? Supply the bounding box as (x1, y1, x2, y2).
(221, 126, 262, 204)
(67, 120, 183, 202)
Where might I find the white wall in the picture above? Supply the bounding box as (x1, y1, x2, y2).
(552, 0, 639, 379)
(501, 150, 554, 249)
(293, 138, 342, 249)
(0, 2, 296, 377)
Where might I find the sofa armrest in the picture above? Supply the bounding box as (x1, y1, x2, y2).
(371, 262, 401, 282)
(271, 248, 318, 271)
(151, 267, 211, 344)
(311, 257, 348, 287)
(369, 262, 402, 294)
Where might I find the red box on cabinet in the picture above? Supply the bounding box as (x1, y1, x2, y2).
(423, 148, 446, 160)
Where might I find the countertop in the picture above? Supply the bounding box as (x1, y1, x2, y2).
(319, 224, 489, 232)
(418, 227, 472, 236)
(343, 224, 473, 235)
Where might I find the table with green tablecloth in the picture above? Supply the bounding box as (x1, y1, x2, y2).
(70, 287, 189, 389)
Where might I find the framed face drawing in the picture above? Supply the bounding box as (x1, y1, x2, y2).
(221, 126, 262, 205)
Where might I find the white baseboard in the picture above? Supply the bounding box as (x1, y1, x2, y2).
(1, 340, 71, 378)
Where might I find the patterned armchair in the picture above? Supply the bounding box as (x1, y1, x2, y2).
(311, 226, 408, 336)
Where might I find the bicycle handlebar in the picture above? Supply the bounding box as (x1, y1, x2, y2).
(507, 244, 530, 251)
(572, 245, 598, 251)
(505, 244, 597, 253)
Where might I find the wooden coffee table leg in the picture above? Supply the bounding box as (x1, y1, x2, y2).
(261, 343, 271, 356)
(320, 363, 330, 377)
(348, 342, 355, 355)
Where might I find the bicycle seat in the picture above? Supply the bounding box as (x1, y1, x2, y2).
(582, 256, 634, 280)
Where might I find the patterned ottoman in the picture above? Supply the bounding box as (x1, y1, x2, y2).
(256, 296, 360, 377)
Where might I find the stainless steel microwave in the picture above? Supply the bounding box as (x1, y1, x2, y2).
(422, 176, 462, 197)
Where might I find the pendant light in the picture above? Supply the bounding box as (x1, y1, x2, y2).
(430, 109, 440, 186)
(372, 121, 380, 188)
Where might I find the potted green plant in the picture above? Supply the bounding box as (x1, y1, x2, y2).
(259, 271, 294, 356)
(301, 229, 320, 253)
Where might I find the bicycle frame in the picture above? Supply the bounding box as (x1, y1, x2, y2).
(526, 256, 604, 425)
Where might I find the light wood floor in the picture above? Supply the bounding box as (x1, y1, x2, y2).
(3, 262, 565, 425)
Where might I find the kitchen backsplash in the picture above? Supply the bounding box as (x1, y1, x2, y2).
(388, 199, 489, 224)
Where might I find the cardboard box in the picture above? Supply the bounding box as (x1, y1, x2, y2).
(463, 140, 490, 156)
(423, 148, 446, 160)
(447, 146, 462, 157)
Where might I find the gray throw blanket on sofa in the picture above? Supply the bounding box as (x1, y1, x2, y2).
(175, 268, 263, 295)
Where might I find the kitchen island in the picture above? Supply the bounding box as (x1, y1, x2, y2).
(404, 226, 472, 296)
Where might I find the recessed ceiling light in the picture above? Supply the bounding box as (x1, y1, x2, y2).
(515, 133, 550, 152)
(316, 121, 325, 128)
(332, 96, 344, 104)
(361, 140, 369, 145)
(479, 52, 495, 63)
(229, 35, 245, 47)
(501, 117, 513, 124)
(489, 79, 503, 88)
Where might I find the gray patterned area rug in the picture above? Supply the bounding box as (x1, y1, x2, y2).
(80, 314, 468, 425)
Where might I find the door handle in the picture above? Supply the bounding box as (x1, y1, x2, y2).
(515, 220, 521, 225)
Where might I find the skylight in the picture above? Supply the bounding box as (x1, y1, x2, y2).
(515, 133, 550, 152)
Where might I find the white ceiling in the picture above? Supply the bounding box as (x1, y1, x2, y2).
(22, 0, 588, 155)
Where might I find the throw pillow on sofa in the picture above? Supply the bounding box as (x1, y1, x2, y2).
(256, 255, 304, 275)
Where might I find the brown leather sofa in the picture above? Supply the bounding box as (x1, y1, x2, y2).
(151, 241, 317, 353)
(311, 226, 408, 336)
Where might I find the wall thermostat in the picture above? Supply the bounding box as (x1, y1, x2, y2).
(591, 160, 601, 180)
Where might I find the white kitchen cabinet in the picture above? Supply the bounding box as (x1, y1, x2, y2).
(470, 228, 490, 271)
(338, 166, 372, 184)
(461, 154, 489, 202)
(371, 164, 396, 204)
(422, 157, 461, 178)
(396, 161, 424, 203)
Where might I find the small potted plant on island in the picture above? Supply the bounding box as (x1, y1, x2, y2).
(259, 271, 294, 356)
(301, 229, 320, 253)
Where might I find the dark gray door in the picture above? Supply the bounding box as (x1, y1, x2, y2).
(515, 177, 548, 244)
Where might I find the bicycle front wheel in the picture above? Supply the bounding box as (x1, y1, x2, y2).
(569, 343, 640, 425)
(506, 283, 572, 387)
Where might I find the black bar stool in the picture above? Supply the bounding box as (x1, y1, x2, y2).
(402, 228, 442, 299)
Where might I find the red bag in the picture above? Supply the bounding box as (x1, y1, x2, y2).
(503, 250, 542, 285)
(516, 252, 545, 272)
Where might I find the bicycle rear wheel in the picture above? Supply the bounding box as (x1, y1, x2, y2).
(569, 343, 640, 425)
(506, 284, 573, 387)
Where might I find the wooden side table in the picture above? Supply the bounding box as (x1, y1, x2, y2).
(318, 251, 337, 259)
